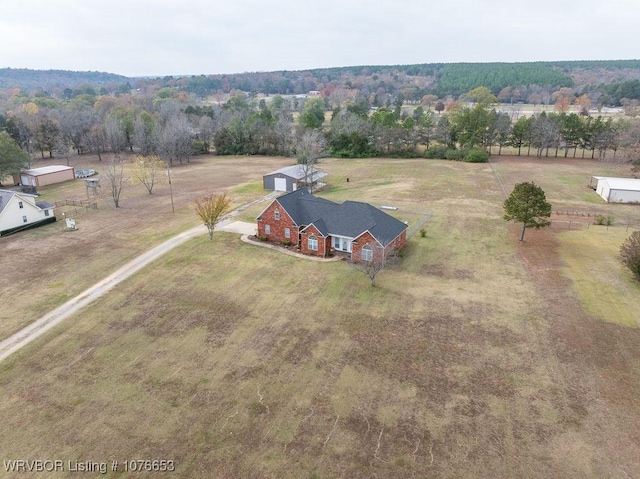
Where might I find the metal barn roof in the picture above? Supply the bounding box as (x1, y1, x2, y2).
(599, 177, 640, 191)
(21, 165, 74, 176)
(265, 165, 328, 182)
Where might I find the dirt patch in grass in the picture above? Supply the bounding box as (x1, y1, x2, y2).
(109, 288, 248, 345)
(419, 263, 474, 279)
(282, 327, 332, 365)
(343, 306, 518, 402)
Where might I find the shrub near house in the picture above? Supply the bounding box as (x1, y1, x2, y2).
(256, 189, 407, 261)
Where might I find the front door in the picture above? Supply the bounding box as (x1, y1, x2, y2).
(334, 237, 351, 252)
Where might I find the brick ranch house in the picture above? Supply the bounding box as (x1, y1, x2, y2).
(256, 189, 408, 262)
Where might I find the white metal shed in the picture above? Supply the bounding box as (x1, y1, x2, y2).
(594, 177, 640, 203)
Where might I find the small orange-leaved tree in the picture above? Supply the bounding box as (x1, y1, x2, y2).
(195, 192, 231, 240)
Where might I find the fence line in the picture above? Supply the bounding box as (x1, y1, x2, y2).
(54, 198, 98, 208)
(487, 156, 507, 198)
(549, 220, 639, 232)
(406, 211, 433, 239)
(54, 198, 98, 221)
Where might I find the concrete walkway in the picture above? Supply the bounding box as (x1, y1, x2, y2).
(218, 220, 343, 262)
(240, 234, 344, 262)
(218, 220, 257, 235)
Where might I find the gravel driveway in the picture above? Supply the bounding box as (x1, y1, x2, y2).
(0, 194, 276, 363)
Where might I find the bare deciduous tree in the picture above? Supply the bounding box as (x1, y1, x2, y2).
(531, 114, 559, 158)
(296, 130, 326, 192)
(104, 114, 126, 155)
(87, 123, 107, 161)
(53, 136, 73, 165)
(195, 192, 232, 240)
(133, 112, 156, 156)
(197, 115, 216, 153)
(131, 155, 166, 194)
(156, 114, 193, 166)
(331, 110, 370, 137)
(273, 115, 294, 156)
(104, 154, 129, 208)
(350, 244, 401, 287)
(57, 105, 95, 155)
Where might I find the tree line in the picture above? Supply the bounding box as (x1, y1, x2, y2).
(1, 82, 640, 176)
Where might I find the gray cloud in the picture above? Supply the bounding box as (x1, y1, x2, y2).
(0, 0, 638, 76)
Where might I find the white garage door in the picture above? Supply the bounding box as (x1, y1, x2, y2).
(274, 177, 287, 191)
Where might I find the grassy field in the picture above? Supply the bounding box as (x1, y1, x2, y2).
(1, 155, 640, 478)
(558, 229, 640, 327)
(0, 154, 291, 341)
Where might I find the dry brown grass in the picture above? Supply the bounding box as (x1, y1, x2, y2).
(0, 153, 291, 340)
(0, 155, 639, 478)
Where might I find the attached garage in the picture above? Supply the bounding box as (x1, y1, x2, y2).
(593, 177, 640, 203)
(14, 165, 75, 188)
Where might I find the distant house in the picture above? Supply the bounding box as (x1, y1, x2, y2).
(256, 189, 407, 261)
(591, 176, 640, 203)
(14, 165, 75, 188)
(0, 189, 56, 236)
(263, 165, 328, 192)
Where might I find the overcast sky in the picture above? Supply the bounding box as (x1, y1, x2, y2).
(2, 0, 638, 77)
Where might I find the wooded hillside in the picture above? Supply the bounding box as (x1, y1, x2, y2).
(0, 68, 129, 90)
(3, 61, 640, 105)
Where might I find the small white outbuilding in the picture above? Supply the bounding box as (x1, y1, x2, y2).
(591, 176, 640, 203)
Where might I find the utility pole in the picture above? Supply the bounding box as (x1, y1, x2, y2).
(166, 166, 175, 213)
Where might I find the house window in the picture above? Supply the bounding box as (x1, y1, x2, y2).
(44, 210, 50, 217)
(274, 209, 280, 220)
(361, 245, 373, 262)
(308, 235, 318, 251)
(265, 224, 271, 235)
(18, 201, 23, 209)
(334, 236, 340, 248)
(22, 215, 28, 223)
(285, 228, 290, 239)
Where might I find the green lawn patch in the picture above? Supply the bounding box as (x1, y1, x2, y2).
(558, 229, 640, 327)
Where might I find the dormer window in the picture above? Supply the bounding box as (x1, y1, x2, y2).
(274, 209, 280, 220)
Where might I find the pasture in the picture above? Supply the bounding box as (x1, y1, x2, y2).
(0, 154, 639, 478)
(0, 154, 291, 340)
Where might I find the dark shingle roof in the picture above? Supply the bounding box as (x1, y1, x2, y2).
(274, 189, 407, 246)
(324, 201, 407, 246)
(275, 188, 338, 226)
